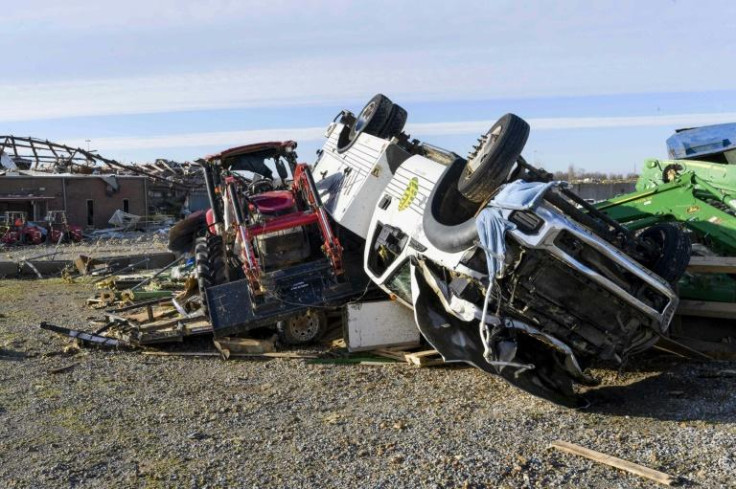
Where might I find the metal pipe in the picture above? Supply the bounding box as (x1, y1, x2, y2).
(90, 258, 150, 283)
(199, 160, 223, 225)
(130, 255, 185, 291)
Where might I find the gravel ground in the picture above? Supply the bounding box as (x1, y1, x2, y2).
(1, 278, 735, 488)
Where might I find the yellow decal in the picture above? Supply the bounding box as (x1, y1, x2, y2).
(398, 177, 419, 211)
(687, 205, 700, 214)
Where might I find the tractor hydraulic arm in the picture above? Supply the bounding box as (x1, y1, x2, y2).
(292, 163, 344, 275)
(596, 171, 736, 255)
(225, 178, 262, 292)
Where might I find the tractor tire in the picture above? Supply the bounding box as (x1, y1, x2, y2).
(336, 94, 395, 153)
(457, 113, 530, 203)
(195, 234, 227, 312)
(169, 211, 206, 253)
(639, 224, 691, 284)
(277, 310, 327, 345)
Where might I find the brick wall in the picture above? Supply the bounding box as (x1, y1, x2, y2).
(0, 175, 147, 228)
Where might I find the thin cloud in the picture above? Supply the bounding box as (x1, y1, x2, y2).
(2, 45, 735, 123)
(67, 111, 736, 153)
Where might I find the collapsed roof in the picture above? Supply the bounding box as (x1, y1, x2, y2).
(0, 135, 199, 188)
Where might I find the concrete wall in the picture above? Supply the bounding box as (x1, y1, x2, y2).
(0, 175, 147, 228)
(567, 181, 636, 202)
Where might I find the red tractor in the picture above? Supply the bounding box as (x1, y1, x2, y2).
(0, 212, 44, 245)
(43, 211, 84, 244)
(169, 141, 370, 344)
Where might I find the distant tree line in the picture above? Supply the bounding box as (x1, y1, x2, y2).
(547, 164, 638, 183)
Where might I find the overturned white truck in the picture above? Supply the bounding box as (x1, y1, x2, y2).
(313, 95, 689, 407)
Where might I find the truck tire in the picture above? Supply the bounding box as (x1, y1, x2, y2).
(277, 310, 327, 345)
(639, 224, 691, 284)
(195, 234, 227, 312)
(379, 103, 407, 140)
(423, 156, 486, 254)
(336, 94, 395, 153)
(457, 114, 530, 203)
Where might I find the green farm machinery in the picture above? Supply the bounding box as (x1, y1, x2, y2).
(594, 123, 736, 355)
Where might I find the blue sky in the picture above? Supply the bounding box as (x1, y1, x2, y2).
(2, 0, 735, 173)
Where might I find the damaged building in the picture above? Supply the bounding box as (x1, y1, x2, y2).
(0, 172, 148, 227)
(0, 136, 203, 228)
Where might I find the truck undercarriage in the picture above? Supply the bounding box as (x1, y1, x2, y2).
(313, 95, 687, 406)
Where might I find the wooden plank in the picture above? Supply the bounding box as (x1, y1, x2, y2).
(214, 336, 275, 357)
(669, 336, 736, 360)
(676, 300, 736, 319)
(405, 349, 444, 367)
(550, 440, 678, 486)
(372, 349, 409, 361)
(125, 307, 177, 324)
(142, 351, 318, 359)
(653, 336, 714, 360)
(687, 256, 736, 274)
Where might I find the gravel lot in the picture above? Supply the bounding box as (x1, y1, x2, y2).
(1, 278, 735, 488)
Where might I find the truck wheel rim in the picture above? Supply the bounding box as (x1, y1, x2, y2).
(467, 124, 502, 176)
(289, 314, 321, 341)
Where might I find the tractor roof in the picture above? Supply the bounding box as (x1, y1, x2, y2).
(205, 141, 297, 163)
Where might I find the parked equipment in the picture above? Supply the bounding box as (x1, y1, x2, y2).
(0, 212, 44, 245)
(594, 123, 736, 356)
(43, 211, 84, 244)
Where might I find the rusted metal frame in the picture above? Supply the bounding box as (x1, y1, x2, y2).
(225, 178, 261, 291)
(101, 157, 193, 188)
(46, 140, 60, 159)
(10, 136, 18, 159)
(28, 139, 40, 168)
(0, 136, 190, 186)
(292, 163, 344, 274)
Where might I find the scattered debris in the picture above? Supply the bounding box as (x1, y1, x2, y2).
(404, 349, 445, 368)
(550, 440, 680, 486)
(47, 362, 80, 374)
(344, 300, 420, 352)
(141, 351, 318, 359)
(40, 322, 122, 348)
(214, 336, 276, 358)
(26, 96, 736, 410)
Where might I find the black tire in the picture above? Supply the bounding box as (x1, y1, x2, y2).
(379, 103, 407, 139)
(195, 234, 227, 312)
(457, 113, 530, 203)
(422, 156, 485, 254)
(168, 211, 206, 253)
(277, 310, 327, 345)
(336, 94, 394, 153)
(639, 224, 691, 284)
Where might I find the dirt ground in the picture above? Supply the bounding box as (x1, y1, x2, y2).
(1, 278, 734, 488)
(0, 234, 168, 263)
